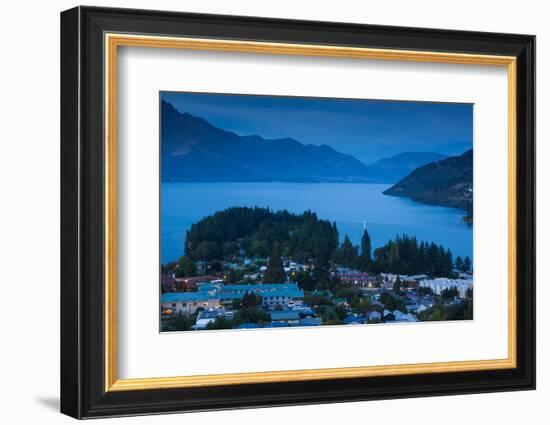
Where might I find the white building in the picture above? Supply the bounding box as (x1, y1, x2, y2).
(419, 278, 473, 298)
(194, 309, 221, 330)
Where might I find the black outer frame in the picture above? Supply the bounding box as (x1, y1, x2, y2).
(60, 6, 535, 419)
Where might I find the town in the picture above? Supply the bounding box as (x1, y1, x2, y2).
(160, 206, 473, 331)
(161, 256, 473, 331)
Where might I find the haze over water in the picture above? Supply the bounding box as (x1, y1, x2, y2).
(161, 182, 472, 264)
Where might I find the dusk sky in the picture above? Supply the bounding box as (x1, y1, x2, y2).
(161, 91, 473, 164)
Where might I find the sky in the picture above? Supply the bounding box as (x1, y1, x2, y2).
(161, 91, 473, 165)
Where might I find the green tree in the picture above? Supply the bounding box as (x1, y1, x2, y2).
(224, 269, 238, 284)
(333, 304, 348, 320)
(242, 292, 262, 308)
(361, 229, 372, 260)
(161, 313, 195, 332)
(294, 270, 315, 291)
(174, 255, 197, 277)
(233, 307, 270, 326)
(463, 256, 472, 272)
(223, 241, 240, 259)
(429, 308, 443, 321)
(195, 241, 220, 261)
(250, 239, 270, 258)
(320, 307, 341, 325)
(263, 243, 286, 283)
(441, 286, 459, 300)
(380, 291, 407, 313)
(417, 286, 433, 296)
(206, 316, 234, 330)
(356, 229, 372, 271)
(352, 297, 373, 315)
(335, 235, 358, 267)
(392, 275, 402, 294)
(455, 256, 464, 271)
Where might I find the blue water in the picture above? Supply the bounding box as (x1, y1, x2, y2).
(161, 182, 472, 264)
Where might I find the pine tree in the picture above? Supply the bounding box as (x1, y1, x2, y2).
(263, 243, 286, 283)
(463, 256, 472, 272)
(444, 248, 453, 277)
(455, 256, 464, 271)
(361, 229, 372, 261)
(393, 275, 402, 294)
(175, 255, 197, 277)
(340, 235, 358, 267)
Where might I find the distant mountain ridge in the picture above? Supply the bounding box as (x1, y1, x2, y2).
(161, 100, 372, 183)
(364, 152, 448, 183)
(383, 149, 473, 222)
(161, 100, 451, 183)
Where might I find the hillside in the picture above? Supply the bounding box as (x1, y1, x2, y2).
(184, 206, 339, 264)
(383, 150, 473, 222)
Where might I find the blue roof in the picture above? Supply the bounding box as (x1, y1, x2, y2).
(264, 322, 290, 328)
(219, 283, 304, 300)
(295, 307, 315, 317)
(270, 310, 300, 321)
(344, 314, 368, 324)
(197, 310, 220, 319)
(222, 283, 297, 292)
(162, 283, 305, 304)
(237, 323, 261, 329)
(161, 292, 212, 303)
(298, 318, 322, 326)
(197, 283, 221, 292)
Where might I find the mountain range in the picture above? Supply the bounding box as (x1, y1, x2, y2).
(161, 100, 448, 184)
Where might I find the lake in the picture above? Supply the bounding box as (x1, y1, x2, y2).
(161, 182, 472, 264)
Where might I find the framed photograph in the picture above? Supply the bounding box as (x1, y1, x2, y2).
(60, 6, 535, 419)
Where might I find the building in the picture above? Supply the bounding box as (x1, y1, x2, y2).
(161, 292, 220, 315)
(408, 274, 428, 282)
(294, 306, 315, 318)
(344, 314, 368, 325)
(196, 281, 224, 295)
(161, 274, 176, 292)
(298, 317, 322, 326)
(162, 282, 305, 316)
(194, 309, 221, 329)
(332, 298, 349, 307)
(270, 310, 300, 325)
(217, 283, 304, 309)
(367, 311, 382, 322)
(419, 278, 473, 298)
(392, 310, 418, 322)
(174, 275, 220, 291)
(336, 269, 374, 287)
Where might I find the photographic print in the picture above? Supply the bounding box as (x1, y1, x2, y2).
(159, 92, 474, 332)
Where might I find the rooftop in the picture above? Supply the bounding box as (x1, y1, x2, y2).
(270, 311, 301, 321)
(161, 292, 213, 303)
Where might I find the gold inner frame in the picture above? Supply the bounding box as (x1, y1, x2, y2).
(104, 33, 518, 392)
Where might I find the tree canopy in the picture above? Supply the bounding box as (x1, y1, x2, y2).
(263, 243, 286, 283)
(185, 207, 339, 263)
(371, 235, 454, 277)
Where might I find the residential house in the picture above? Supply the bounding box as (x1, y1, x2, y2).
(194, 309, 221, 330)
(174, 275, 220, 291)
(270, 310, 301, 325)
(161, 292, 220, 315)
